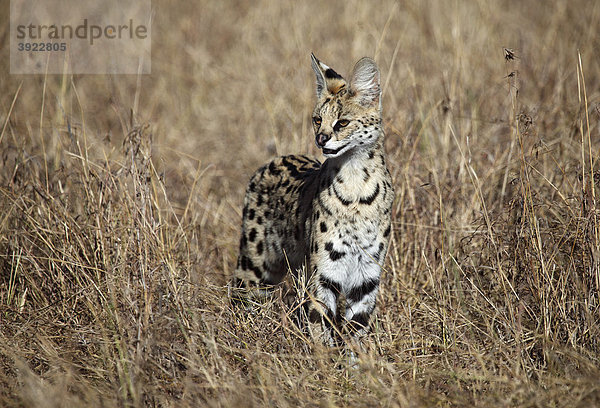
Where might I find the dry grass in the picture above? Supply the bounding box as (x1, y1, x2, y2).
(1, 0, 600, 406)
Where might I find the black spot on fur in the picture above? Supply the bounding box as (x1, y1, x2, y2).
(241, 255, 249, 270)
(383, 225, 391, 237)
(330, 249, 345, 261)
(368, 150, 375, 160)
(256, 241, 264, 255)
(268, 161, 281, 176)
(281, 155, 316, 180)
(320, 222, 327, 233)
(319, 275, 341, 295)
(375, 242, 385, 259)
(246, 257, 261, 278)
(363, 168, 370, 182)
(256, 195, 263, 206)
(359, 183, 380, 205)
(324, 241, 346, 261)
(347, 278, 380, 303)
(257, 216, 263, 225)
(248, 209, 255, 220)
(333, 185, 352, 206)
(249, 228, 257, 242)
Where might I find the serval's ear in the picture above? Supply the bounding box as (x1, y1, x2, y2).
(311, 53, 346, 98)
(349, 57, 381, 109)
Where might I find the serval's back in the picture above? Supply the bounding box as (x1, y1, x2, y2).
(230, 54, 394, 347)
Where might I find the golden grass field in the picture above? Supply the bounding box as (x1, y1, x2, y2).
(1, 0, 600, 406)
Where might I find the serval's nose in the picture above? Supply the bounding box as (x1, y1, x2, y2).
(316, 132, 331, 148)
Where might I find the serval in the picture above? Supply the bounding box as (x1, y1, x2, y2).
(230, 54, 394, 348)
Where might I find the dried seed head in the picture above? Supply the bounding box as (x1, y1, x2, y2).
(504, 48, 518, 61)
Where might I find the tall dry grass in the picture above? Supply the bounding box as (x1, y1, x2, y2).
(1, 0, 600, 406)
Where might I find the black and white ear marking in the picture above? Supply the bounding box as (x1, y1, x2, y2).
(349, 57, 381, 108)
(311, 53, 346, 97)
(311, 53, 327, 98)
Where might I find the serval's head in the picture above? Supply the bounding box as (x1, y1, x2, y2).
(310, 54, 382, 158)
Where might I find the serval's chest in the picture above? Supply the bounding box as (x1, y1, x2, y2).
(307, 149, 394, 277)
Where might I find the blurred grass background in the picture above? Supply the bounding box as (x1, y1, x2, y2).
(1, 0, 600, 406)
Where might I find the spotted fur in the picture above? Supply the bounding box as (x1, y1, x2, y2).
(230, 54, 394, 346)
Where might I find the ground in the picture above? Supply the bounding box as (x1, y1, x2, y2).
(1, 0, 599, 406)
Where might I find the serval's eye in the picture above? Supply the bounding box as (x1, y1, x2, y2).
(313, 116, 322, 126)
(334, 119, 350, 131)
